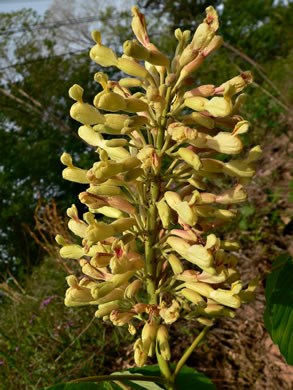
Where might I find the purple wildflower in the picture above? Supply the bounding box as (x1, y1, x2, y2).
(29, 314, 36, 324)
(39, 294, 58, 310)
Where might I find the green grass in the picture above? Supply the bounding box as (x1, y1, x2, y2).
(0, 258, 133, 390)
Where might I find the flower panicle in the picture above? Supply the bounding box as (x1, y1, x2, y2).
(56, 4, 262, 367)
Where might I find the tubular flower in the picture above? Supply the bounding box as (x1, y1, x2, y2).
(56, 4, 262, 367)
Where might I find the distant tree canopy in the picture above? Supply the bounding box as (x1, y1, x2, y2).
(0, 7, 120, 276)
(0, 1, 292, 278)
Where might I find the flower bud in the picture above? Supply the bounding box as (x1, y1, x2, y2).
(245, 145, 262, 163)
(184, 96, 208, 111)
(128, 323, 136, 335)
(111, 217, 136, 235)
(131, 6, 149, 46)
(167, 254, 184, 274)
(125, 98, 149, 113)
(176, 269, 198, 282)
(107, 196, 136, 214)
(187, 176, 206, 190)
(165, 191, 197, 226)
(79, 192, 107, 209)
(79, 259, 105, 280)
(221, 241, 240, 251)
(184, 282, 214, 298)
(92, 161, 124, 181)
(204, 6, 219, 31)
(184, 85, 215, 99)
(206, 132, 243, 154)
(111, 271, 136, 288)
(90, 30, 118, 67)
(133, 303, 149, 313)
(148, 50, 169, 67)
(205, 95, 232, 117)
(86, 220, 115, 243)
(60, 244, 84, 259)
(205, 234, 220, 250)
(64, 276, 98, 307)
(124, 167, 144, 182)
(197, 268, 228, 284)
(170, 229, 198, 242)
(157, 325, 171, 360)
(201, 303, 235, 318)
(124, 280, 142, 299)
(137, 146, 156, 170)
(91, 283, 115, 300)
(142, 322, 157, 354)
(202, 36, 223, 57)
(181, 288, 206, 307)
(176, 54, 205, 87)
(123, 40, 149, 60)
(104, 139, 128, 147)
(159, 300, 180, 324)
(216, 185, 247, 204)
(91, 252, 112, 268)
(216, 71, 253, 95)
(87, 185, 121, 196)
(95, 287, 126, 305)
(239, 277, 259, 303)
(210, 289, 241, 309)
(118, 58, 152, 81)
(183, 112, 215, 129)
(110, 310, 135, 326)
(119, 77, 142, 88)
(110, 253, 143, 274)
(68, 218, 87, 239)
(69, 85, 105, 125)
(95, 301, 120, 318)
(95, 206, 126, 219)
(197, 317, 214, 326)
(134, 338, 147, 367)
(177, 148, 202, 170)
(179, 44, 197, 68)
(61, 152, 90, 184)
(199, 193, 216, 204)
(201, 158, 224, 173)
(190, 23, 214, 51)
(94, 91, 127, 112)
(78, 125, 101, 147)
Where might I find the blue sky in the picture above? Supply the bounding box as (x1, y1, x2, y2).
(0, 0, 52, 14)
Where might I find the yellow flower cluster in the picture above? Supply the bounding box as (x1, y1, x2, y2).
(56, 5, 261, 367)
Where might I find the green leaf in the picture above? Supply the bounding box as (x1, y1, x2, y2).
(240, 204, 255, 217)
(129, 365, 216, 390)
(264, 253, 293, 365)
(42, 382, 121, 390)
(110, 371, 163, 390)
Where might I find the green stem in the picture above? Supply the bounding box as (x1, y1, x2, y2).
(145, 179, 160, 305)
(174, 326, 211, 378)
(160, 134, 171, 156)
(157, 86, 172, 149)
(156, 345, 177, 390)
(69, 374, 165, 384)
(164, 158, 179, 175)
